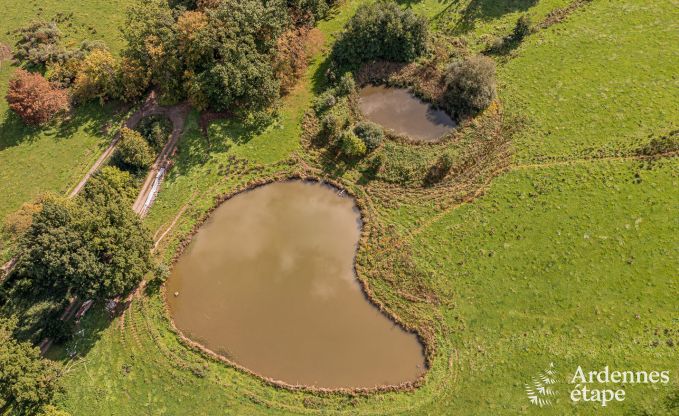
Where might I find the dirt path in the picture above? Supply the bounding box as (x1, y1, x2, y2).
(132, 100, 191, 216)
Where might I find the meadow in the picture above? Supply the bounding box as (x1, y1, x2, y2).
(1, 0, 677, 414)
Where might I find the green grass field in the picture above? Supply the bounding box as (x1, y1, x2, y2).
(1, 0, 677, 414)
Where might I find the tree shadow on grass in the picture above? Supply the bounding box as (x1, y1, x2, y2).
(429, 0, 538, 35)
(0, 111, 41, 150)
(0, 101, 122, 151)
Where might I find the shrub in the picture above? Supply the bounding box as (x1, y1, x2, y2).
(320, 109, 349, 143)
(13, 21, 63, 67)
(335, 73, 356, 96)
(313, 90, 338, 114)
(275, 28, 310, 94)
(443, 55, 496, 118)
(425, 151, 456, 185)
(72, 49, 120, 103)
(339, 130, 367, 158)
(353, 121, 384, 151)
(137, 115, 172, 151)
(513, 15, 532, 41)
(332, 1, 428, 67)
(114, 128, 155, 171)
(6, 69, 69, 126)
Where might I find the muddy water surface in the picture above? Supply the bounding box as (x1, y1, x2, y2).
(167, 181, 425, 388)
(359, 85, 456, 142)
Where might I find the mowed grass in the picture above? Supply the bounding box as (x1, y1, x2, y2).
(499, 0, 679, 163)
(0, 0, 135, 258)
(410, 158, 678, 414)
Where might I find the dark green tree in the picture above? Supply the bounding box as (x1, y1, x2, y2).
(16, 186, 153, 299)
(0, 318, 62, 414)
(331, 1, 428, 67)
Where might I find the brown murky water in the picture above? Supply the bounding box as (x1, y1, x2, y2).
(166, 181, 425, 388)
(359, 85, 456, 142)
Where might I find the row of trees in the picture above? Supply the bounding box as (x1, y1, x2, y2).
(121, 0, 334, 111)
(5, 0, 336, 126)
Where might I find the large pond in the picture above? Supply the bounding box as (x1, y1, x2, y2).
(359, 85, 456, 142)
(166, 181, 425, 388)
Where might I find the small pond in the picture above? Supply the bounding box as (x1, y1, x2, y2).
(166, 180, 425, 388)
(359, 85, 456, 142)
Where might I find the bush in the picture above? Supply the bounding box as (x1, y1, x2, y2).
(275, 28, 310, 94)
(443, 55, 496, 118)
(137, 115, 172, 151)
(6, 69, 69, 126)
(114, 128, 155, 171)
(313, 90, 338, 114)
(424, 151, 456, 185)
(331, 1, 428, 67)
(335, 73, 356, 96)
(13, 21, 63, 67)
(320, 109, 349, 143)
(339, 130, 367, 158)
(513, 15, 532, 41)
(353, 121, 383, 151)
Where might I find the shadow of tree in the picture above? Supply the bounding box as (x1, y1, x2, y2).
(426, 0, 537, 35)
(0, 101, 123, 151)
(0, 111, 41, 150)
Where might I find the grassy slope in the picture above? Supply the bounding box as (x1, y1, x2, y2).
(50, 0, 679, 414)
(499, 0, 679, 163)
(412, 158, 678, 415)
(0, 0, 133, 258)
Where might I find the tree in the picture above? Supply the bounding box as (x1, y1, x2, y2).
(353, 121, 383, 151)
(81, 166, 137, 205)
(122, 0, 184, 100)
(114, 128, 155, 171)
(72, 49, 120, 103)
(442, 55, 496, 118)
(123, 0, 288, 111)
(331, 1, 428, 67)
(6, 69, 69, 126)
(15, 190, 153, 299)
(117, 57, 151, 102)
(0, 318, 62, 414)
(339, 129, 366, 158)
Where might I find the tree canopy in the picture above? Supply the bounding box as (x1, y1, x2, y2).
(121, 0, 332, 112)
(15, 172, 153, 300)
(0, 318, 62, 414)
(331, 1, 428, 68)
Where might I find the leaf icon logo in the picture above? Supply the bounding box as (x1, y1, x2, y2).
(525, 362, 559, 407)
